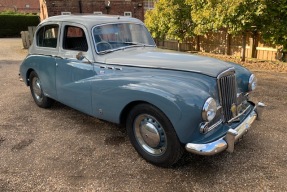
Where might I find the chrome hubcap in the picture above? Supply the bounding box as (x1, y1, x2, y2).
(32, 77, 43, 102)
(140, 121, 160, 148)
(134, 114, 167, 156)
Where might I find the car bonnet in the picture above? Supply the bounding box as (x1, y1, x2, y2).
(103, 48, 233, 77)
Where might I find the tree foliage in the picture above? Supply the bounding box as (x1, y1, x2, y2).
(185, 0, 265, 61)
(145, 0, 287, 60)
(260, 0, 287, 51)
(145, 0, 194, 42)
(185, 0, 265, 35)
(144, 1, 169, 41)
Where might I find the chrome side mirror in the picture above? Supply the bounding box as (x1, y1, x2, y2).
(76, 52, 84, 60)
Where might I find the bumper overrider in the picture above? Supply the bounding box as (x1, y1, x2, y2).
(185, 102, 265, 155)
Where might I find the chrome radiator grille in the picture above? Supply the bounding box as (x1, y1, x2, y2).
(218, 69, 237, 122)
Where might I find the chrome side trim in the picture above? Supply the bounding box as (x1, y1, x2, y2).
(200, 119, 223, 134)
(185, 103, 263, 155)
(207, 119, 223, 132)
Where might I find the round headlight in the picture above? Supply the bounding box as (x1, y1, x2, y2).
(202, 97, 217, 122)
(248, 74, 257, 91)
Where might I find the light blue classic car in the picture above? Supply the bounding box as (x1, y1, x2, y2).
(19, 15, 264, 167)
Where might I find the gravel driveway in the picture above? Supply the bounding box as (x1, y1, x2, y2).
(0, 38, 286, 191)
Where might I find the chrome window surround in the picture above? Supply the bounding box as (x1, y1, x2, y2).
(91, 22, 156, 54)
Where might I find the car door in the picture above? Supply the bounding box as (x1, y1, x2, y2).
(56, 23, 95, 115)
(32, 23, 59, 99)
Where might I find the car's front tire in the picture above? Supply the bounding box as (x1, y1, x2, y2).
(126, 103, 184, 167)
(29, 71, 53, 108)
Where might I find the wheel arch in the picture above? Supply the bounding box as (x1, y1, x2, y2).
(119, 99, 181, 127)
(116, 87, 209, 144)
(26, 68, 35, 86)
(119, 98, 185, 141)
(120, 100, 151, 126)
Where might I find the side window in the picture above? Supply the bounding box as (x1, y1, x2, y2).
(63, 25, 88, 52)
(37, 25, 59, 48)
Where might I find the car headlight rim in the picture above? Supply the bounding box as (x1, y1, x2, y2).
(248, 74, 257, 91)
(202, 97, 217, 122)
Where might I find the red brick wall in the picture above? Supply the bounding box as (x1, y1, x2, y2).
(42, 0, 144, 21)
(0, 0, 39, 13)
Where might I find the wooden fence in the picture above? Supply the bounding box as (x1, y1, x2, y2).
(156, 31, 286, 61)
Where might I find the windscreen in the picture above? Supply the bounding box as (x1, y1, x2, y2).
(93, 23, 155, 53)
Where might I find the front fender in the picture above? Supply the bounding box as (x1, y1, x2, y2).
(91, 72, 214, 144)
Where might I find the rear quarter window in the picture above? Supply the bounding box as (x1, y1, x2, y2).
(36, 24, 59, 48)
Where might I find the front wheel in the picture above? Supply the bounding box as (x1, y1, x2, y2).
(29, 71, 53, 108)
(126, 104, 184, 167)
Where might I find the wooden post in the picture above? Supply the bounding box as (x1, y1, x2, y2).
(28, 26, 36, 45)
(252, 31, 258, 58)
(241, 32, 247, 62)
(21, 31, 30, 49)
(249, 37, 253, 58)
(225, 33, 231, 55)
(196, 35, 200, 52)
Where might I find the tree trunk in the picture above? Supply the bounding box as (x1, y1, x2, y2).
(252, 31, 258, 58)
(196, 35, 200, 52)
(282, 51, 286, 62)
(225, 33, 231, 55)
(241, 32, 247, 62)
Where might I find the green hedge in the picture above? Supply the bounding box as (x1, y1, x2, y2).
(0, 14, 40, 37)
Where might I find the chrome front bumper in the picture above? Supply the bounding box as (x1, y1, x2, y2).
(185, 102, 265, 155)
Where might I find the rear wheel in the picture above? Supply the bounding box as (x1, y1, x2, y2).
(29, 71, 53, 108)
(126, 104, 183, 167)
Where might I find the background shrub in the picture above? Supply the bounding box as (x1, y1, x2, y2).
(0, 12, 39, 37)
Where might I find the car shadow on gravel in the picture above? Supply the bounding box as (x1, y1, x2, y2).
(47, 101, 127, 143)
(36, 100, 262, 169)
(173, 129, 261, 169)
(42, 101, 230, 169)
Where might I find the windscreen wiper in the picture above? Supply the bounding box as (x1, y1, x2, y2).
(123, 42, 152, 46)
(98, 49, 118, 55)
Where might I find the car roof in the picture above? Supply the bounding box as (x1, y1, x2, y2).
(40, 14, 144, 28)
